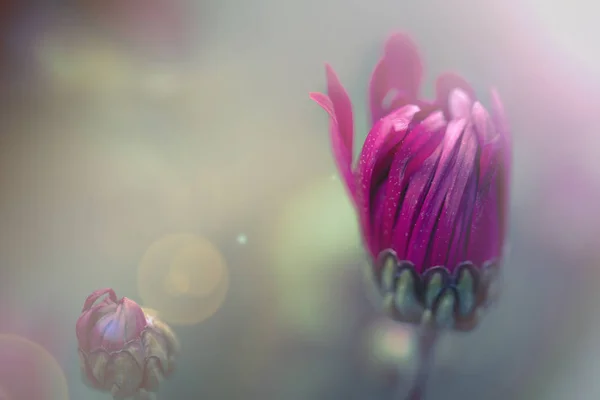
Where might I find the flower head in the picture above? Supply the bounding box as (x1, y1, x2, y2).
(76, 288, 180, 398)
(310, 33, 511, 330)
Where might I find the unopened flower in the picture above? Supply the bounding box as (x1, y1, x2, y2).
(76, 288, 180, 399)
(310, 33, 511, 331)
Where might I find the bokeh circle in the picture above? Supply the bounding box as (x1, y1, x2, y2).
(0, 334, 69, 400)
(138, 233, 229, 326)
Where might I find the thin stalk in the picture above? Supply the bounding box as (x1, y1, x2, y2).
(397, 327, 439, 400)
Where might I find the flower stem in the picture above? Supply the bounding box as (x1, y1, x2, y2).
(400, 326, 438, 400)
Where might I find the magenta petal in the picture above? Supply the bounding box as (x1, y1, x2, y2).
(469, 93, 506, 263)
(310, 79, 356, 199)
(310, 92, 354, 196)
(88, 310, 115, 350)
(369, 60, 390, 123)
(448, 89, 473, 120)
(77, 289, 118, 351)
(445, 168, 478, 270)
(369, 33, 423, 124)
(372, 103, 424, 175)
(355, 119, 393, 255)
(478, 138, 501, 190)
(371, 179, 388, 253)
(436, 73, 476, 118)
(406, 118, 467, 272)
(490, 89, 510, 244)
(472, 101, 496, 144)
(428, 123, 478, 270)
(88, 297, 147, 352)
(378, 111, 446, 250)
(491, 90, 510, 149)
(76, 305, 101, 351)
(372, 109, 414, 173)
(325, 64, 354, 156)
(467, 183, 501, 266)
(82, 288, 117, 312)
(383, 33, 423, 100)
(390, 146, 441, 260)
(356, 105, 419, 253)
(491, 89, 511, 177)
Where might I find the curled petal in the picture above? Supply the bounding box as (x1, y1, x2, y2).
(467, 183, 501, 266)
(371, 103, 433, 175)
(406, 118, 467, 272)
(390, 147, 442, 261)
(491, 89, 511, 244)
(82, 288, 117, 312)
(495, 165, 509, 254)
(436, 73, 476, 119)
(77, 292, 118, 351)
(370, 180, 388, 253)
(309, 65, 355, 199)
(378, 111, 446, 251)
(428, 123, 478, 270)
(474, 92, 509, 256)
(324, 64, 354, 157)
(76, 290, 180, 399)
(89, 298, 147, 352)
(472, 101, 496, 144)
(77, 293, 148, 354)
(491, 89, 511, 163)
(356, 105, 420, 253)
(369, 32, 423, 124)
(490, 88, 511, 179)
(448, 89, 473, 120)
(445, 169, 478, 270)
(478, 137, 502, 191)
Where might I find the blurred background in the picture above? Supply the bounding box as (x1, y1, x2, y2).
(0, 0, 599, 399)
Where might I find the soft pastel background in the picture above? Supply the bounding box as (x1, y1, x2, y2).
(1, 0, 599, 399)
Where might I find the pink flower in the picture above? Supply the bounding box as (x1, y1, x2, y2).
(310, 33, 511, 330)
(76, 288, 180, 398)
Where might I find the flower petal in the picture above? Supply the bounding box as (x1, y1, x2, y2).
(479, 137, 501, 190)
(325, 64, 354, 155)
(378, 111, 446, 252)
(445, 167, 478, 270)
(406, 118, 467, 272)
(467, 93, 508, 265)
(370, 179, 388, 253)
(436, 73, 476, 119)
(448, 89, 473, 120)
(309, 65, 356, 199)
(390, 145, 442, 261)
(472, 103, 505, 258)
(428, 122, 478, 270)
(356, 105, 420, 255)
(467, 126, 504, 266)
(491, 89, 510, 247)
(369, 32, 423, 124)
(491, 88, 511, 163)
(472, 101, 496, 144)
(467, 182, 501, 266)
(82, 288, 118, 312)
(89, 298, 147, 352)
